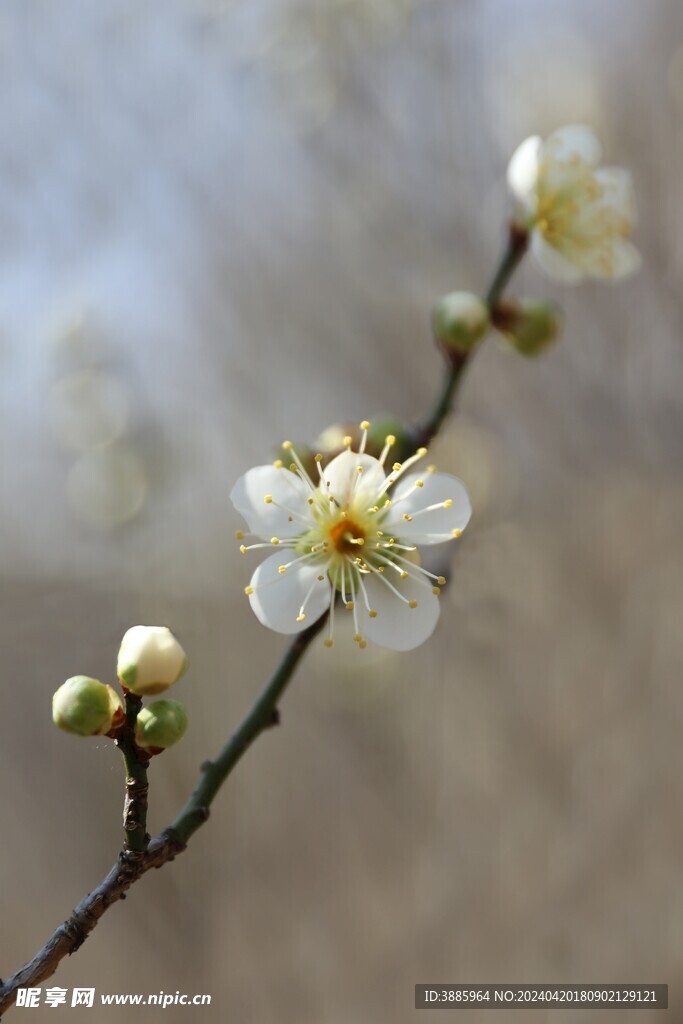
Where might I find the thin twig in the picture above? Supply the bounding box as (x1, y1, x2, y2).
(411, 223, 528, 451)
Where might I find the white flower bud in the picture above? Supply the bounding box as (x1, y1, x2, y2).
(117, 626, 188, 696)
(53, 676, 124, 737)
(432, 291, 490, 354)
(135, 700, 188, 752)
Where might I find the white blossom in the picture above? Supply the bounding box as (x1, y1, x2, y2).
(507, 125, 639, 282)
(231, 423, 471, 651)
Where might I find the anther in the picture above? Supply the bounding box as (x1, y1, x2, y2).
(345, 601, 354, 611)
(444, 499, 453, 508)
(432, 587, 441, 595)
(369, 609, 378, 618)
(393, 462, 402, 471)
(324, 639, 334, 648)
(270, 537, 280, 545)
(408, 600, 418, 609)
(282, 441, 293, 450)
(239, 545, 248, 554)
(264, 495, 273, 504)
(402, 513, 413, 522)
(273, 459, 283, 469)
(235, 530, 244, 539)
(360, 420, 371, 430)
(278, 566, 286, 574)
(343, 436, 352, 447)
(453, 528, 462, 538)
(385, 434, 396, 445)
(244, 586, 254, 595)
(296, 614, 306, 622)
(437, 576, 446, 585)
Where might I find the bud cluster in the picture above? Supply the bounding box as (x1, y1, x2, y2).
(52, 625, 189, 754)
(432, 290, 563, 362)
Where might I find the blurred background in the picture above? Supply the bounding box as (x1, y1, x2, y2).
(1, 0, 682, 1020)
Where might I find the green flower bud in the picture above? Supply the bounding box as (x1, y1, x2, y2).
(52, 676, 124, 737)
(364, 417, 410, 459)
(117, 625, 188, 696)
(497, 299, 563, 357)
(135, 700, 188, 752)
(432, 291, 490, 354)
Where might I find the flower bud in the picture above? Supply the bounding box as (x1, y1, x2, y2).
(432, 291, 490, 354)
(135, 700, 188, 753)
(52, 676, 124, 737)
(117, 625, 188, 696)
(496, 299, 563, 357)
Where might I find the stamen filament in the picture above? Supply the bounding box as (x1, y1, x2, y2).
(376, 447, 427, 497)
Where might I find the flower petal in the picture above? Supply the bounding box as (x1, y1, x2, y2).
(385, 471, 472, 544)
(322, 449, 387, 508)
(231, 465, 312, 539)
(358, 571, 440, 651)
(543, 125, 602, 165)
(585, 239, 641, 280)
(248, 552, 331, 634)
(531, 232, 584, 283)
(507, 135, 542, 203)
(595, 167, 636, 222)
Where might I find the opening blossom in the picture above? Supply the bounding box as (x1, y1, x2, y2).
(231, 424, 471, 652)
(507, 125, 639, 282)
